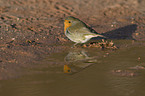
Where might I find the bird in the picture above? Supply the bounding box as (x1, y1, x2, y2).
(64, 16, 104, 47)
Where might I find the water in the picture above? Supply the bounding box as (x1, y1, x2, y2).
(0, 40, 145, 96)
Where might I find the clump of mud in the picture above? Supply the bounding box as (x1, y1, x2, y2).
(111, 70, 136, 77)
(83, 39, 118, 50)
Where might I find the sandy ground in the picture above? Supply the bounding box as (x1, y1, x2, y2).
(0, 0, 145, 79)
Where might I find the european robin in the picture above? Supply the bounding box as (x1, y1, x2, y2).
(64, 16, 104, 47)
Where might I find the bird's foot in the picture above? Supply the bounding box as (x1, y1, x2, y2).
(71, 43, 78, 48)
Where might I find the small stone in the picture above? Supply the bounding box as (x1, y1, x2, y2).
(135, 33, 139, 36)
(12, 38, 15, 40)
(131, 21, 135, 24)
(17, 18, 20, 21)
(111, 25, 114, 27)
(83, 44, 87, 48)
(138, 57, 141, 60)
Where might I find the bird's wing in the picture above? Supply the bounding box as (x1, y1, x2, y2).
(77, 27, 98, 35)
(78, 27, 105, 38)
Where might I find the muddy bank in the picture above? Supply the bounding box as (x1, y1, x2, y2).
(0, 0, 145, 79)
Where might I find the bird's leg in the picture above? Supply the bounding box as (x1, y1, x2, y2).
(80, 43, 84, 46)
(71, 43, 78, 48)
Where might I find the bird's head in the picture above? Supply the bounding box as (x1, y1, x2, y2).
(64, 16, 82, 31)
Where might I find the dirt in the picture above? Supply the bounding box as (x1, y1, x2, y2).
(0, 0, 145, 80)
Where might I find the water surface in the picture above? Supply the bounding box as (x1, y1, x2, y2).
(0, 40, 145, 96)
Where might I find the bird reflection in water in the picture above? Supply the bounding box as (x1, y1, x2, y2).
(63, 48, 98, 74)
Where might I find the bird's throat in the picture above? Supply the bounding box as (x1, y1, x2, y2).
(64, 20, 71, 32)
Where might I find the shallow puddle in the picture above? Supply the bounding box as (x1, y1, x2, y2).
(0, 40, 145, 96)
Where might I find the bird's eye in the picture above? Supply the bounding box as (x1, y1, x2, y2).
(68, 21, 71, 23)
